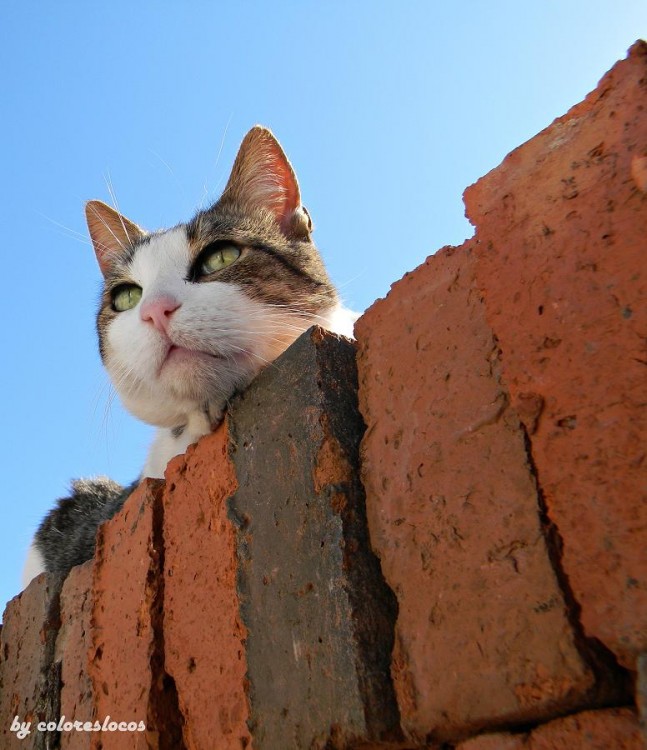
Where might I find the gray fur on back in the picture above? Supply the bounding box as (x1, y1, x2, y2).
(35, 478, 138, 575)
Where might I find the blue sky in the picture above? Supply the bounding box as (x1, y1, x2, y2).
(1, 3, 645, 612)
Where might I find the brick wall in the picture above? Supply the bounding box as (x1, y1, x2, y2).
(1, 42, 645, 750)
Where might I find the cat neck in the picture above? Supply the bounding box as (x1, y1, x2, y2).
(142, 410, 214, 479)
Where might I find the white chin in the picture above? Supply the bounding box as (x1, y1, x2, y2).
(117, 355, 258, 428)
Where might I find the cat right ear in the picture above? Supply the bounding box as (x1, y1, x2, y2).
(220, 126, 312, 239)
(85, 200, 145, 276)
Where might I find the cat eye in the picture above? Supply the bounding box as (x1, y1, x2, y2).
(111, 284, 143, 312)
(197, 244, 241, 277)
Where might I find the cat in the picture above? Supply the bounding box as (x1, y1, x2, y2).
(22, 126, 356, 586)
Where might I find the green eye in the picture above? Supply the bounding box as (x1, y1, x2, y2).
(112, 284, 142, 312)
(199, 244, 241, 275)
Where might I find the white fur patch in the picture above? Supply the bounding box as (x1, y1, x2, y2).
(22, 542, 45, 588)
(321, 303, 360, 338)
(142, 411, 212, 479)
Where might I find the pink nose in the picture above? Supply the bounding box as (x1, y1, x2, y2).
(140, 295, 181, 334)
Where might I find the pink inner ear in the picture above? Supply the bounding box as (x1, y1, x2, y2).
(95, 243, 118, 277)
(272, 153, 300, 231)
(85, 200, 144, 277)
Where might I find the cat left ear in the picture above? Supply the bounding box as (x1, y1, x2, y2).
(221, 126, 313, 239)
(86, 200, 145, 276)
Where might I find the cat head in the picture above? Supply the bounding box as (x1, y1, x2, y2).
(87, 126, 341, 429)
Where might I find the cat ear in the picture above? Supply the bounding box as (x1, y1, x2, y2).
(85, 200, 145, 276)
(221, 126, 312, 239)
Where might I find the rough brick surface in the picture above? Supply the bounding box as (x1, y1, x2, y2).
(89, 479, 166, 750)
(464, 41, 647, 668)
(0, 574, 63, 750)
(528, 707, 642, 749)
(229, 327, 400, 749)
(637, 652, 647, 743)
(456, 732, 525, 750)
(56, 562, 93, 750)
(456, 707, 642, 749)
(356, 246, 599, 742)
(163, 428, 250, 750)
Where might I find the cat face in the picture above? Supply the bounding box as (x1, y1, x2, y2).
(87, 127, 340, 429)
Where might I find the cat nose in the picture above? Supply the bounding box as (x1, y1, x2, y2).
(140, 295, 181, 334)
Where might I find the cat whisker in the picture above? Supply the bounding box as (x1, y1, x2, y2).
(87, 376, 120, 461)
(258, 304, 336, 323)
(104, 173, 136, 248)
(214, 115, 232, 175)
(148, 148, 185, 203)
(220, 343, 274, 367)
(38, 213, 94, 248)
(234, 309, 322, 328)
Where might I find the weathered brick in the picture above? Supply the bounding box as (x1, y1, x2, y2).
(456, 732, 525, 750)
(0, 574, 63, 750)
(228, 327, 400, 749)
(636, 652, 647, 744)
(356, 245, 597, 741)
(456, 708, 643, 749)
(163, 428, 250, 750)
(89, 479, 167, 750)
(527, 707, 642, 749)
(465, 41, 647, 668)
(55, 561, 93, 750)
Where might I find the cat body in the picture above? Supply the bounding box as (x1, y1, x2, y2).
(23, 127, 355, 586)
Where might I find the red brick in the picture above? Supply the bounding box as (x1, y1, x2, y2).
(162, 427, 251, 750)
(356, 246, 594, 742)
(527, 707, 642, 749)
(455, 707, 643, 749)
(0, 574, 63, 750)
(637, 652, 647, 742)
(55, 562, 93, 750)
(228, 327, 400, 748)
(88, 479, 164, 750)
(456, 732, 525, 750)
(465, 41, 647, 667)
